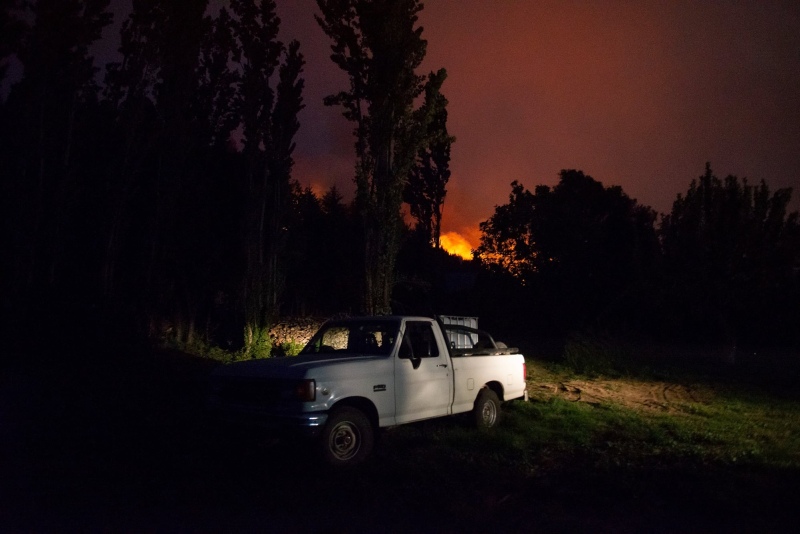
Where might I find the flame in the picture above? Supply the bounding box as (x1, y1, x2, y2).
(440, 232, 474, 260)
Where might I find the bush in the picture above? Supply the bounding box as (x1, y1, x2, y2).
(243, 326, 272, 359)
(272, 339, 304, 357)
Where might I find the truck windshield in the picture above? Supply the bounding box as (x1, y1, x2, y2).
(300, 319, 400, 356)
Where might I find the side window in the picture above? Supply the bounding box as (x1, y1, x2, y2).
(399, 322, 440, 359)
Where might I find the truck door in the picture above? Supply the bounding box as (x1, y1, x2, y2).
(394, 321, 452, 424)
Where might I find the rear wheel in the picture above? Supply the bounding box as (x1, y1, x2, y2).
(473, 388, 501, 429)
(320, 406, 374, 468)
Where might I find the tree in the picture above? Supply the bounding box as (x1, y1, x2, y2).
(100, 1, 304, 350)
(101, 0, 164, 303)
(476, 180, 538, 282)
(197, 6, 240, 149)
(316, 0, 449, 314)
(230, 0, 305, 354)
(1, 0, 112, 312)
(281, 185, 362, 315)
(659, 164, 800, 345)
(0, 0, 25, 86)
(102, 0, 215, 343)
(403, 85, 453, 248)
(478, 170, 659, 334)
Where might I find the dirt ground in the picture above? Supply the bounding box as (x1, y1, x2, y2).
(529, 375, 717, 413)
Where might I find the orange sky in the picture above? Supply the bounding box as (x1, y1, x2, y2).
(281, 1, 800, 252)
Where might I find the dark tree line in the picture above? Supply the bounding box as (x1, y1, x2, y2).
(2, 1, 797, 358)
(477, 170, 659, 336)
(0, 0, 453, 354)
(477, 167, 800, 348)
(658, 164, 800, 346)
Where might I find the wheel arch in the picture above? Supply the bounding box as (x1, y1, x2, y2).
(330, 396, 379, 430)
(482, 380, 505, 402)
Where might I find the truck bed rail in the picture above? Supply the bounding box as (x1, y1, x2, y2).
(450, 347, 520, 357)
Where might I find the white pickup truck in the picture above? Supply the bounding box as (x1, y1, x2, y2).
(208, 316, 528, 466)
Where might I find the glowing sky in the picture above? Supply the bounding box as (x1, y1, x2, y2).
(276, 0, 800, 251)
(88, 1, 799, 254)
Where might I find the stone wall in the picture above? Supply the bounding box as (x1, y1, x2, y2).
(268, 317, 326, 348)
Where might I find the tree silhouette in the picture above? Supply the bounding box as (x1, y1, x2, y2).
(403, 84, 453, 249)
(101, 0, 218, 343)
(478, 170, 659, 334)
(659, 164, 800, 345)
(197, 6, 240, 149)
(0, 0, 25, 86)
(278, 185, 363, 316)
(230, 0, 305, 353)
(2, 0, 112, 315)
(95, 1, 306, 349)
(316, 0, 449, 314)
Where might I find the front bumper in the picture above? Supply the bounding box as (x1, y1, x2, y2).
(207, 398, 329, 438)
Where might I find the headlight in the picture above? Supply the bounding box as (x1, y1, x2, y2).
(291, 379, 316, 402)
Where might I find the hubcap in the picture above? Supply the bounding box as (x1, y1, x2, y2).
(481, 401, 497, 426)
(329, 421, 360, 460)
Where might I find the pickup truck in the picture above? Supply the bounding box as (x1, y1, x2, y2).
(208, 316, 528, 466)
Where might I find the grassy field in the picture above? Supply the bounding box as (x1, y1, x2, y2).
(358, 359, 800, 532)
(3, 349, 799, 532)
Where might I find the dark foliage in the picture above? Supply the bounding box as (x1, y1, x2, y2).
(403, 83, 453, 248)
(475, 166, 799, 354)
(658, 164, 800, 345)
(477, 170, 661, 338)
(1, 0, 797, 363)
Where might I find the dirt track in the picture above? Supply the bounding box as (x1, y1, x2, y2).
(529, 375, 717, 413)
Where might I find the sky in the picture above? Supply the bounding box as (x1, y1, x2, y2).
(271, 0, 800, 255)
(25, 1, 795, 257)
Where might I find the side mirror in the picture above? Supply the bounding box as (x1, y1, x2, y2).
(399, 340, 421, 369)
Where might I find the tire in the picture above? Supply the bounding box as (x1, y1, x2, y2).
(320, 406, 374, 468)
(473, 388, 501, 429)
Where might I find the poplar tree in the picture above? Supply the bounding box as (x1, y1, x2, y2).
(102, 0, 211, 341)
(404, 88, 452, 248)
(230, 0, 305, 354)
(2, 0, 111, 307)
(316, 0, 449, 314)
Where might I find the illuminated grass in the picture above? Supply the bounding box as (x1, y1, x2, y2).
(342, 360, 797, 533)
(377, 360, 800, 476)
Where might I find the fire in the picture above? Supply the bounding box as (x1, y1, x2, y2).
(440, 232, 474, 260)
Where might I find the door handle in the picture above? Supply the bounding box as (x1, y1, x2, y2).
(437, 364, 448, 368)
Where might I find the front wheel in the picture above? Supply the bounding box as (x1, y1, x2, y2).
(320, 406, 374, 468)
(473, 388, 501, 429)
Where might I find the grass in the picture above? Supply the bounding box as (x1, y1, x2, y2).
(185, 333, 799, 476)
(351, 358, 800, 531)
(477, 361, 797, 469)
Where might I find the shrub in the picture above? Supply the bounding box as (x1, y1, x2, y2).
(243, 326, 272, 359)
(283, 339, 305, 356)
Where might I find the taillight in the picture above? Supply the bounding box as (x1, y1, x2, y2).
(292, 379, 316, 401)
(522, 362, 527, 383)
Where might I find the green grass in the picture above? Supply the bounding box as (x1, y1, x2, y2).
(352, 359, 800, 530)
(376, 358, 800, 478)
